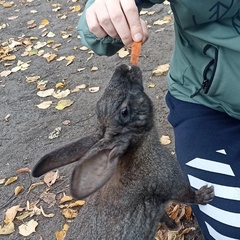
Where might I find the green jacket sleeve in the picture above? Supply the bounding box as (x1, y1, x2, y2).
(77, 0, 164, 56)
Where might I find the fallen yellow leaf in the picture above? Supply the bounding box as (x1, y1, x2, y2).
(65, 55, 75, 61)
(28, 182, 44, 192)
(56, 99, 74, 110)
(61, 208, 78, 219)
(26, 75, 41, 83)
(2, 55, 16, 61)
(4, 176, 18, 186)
(3, 2, 14, 8)
(68, 200, 85, 208)
(55, 224, 69, 240)
(152, 64, 170, 76)
(40, 19, 49, 26)
(0, 222, 15, 235)
(14, 186, 24, 196)
(60, 195, 73, 204)
(56, 82, 66, 89)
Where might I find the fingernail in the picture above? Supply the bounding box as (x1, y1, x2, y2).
(133, 33, 142, 42)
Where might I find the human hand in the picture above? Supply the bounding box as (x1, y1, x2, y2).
(85, 0, 149, 47)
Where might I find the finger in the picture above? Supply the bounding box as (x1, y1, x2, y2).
(106, 0, 132, 45)
(120, 0, 143, 43)
(95, 0, 122, 39)
(140, 19, 149, 44)
(86, 4, 109, 38)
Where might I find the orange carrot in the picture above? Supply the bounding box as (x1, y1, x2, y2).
(130, 41, 142, 65)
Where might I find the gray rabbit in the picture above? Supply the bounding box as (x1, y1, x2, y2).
(32, 64, 214, 239)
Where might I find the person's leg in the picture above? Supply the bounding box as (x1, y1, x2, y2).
(166, 92, 240, 240)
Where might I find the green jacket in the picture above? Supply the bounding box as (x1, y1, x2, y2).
(78, 0, 240, 120)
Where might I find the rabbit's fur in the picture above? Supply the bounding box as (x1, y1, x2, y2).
(32, 64, 214, 239)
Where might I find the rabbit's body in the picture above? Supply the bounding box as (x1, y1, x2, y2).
(32, 64, 214, 239)
(68, 127, 190, 239)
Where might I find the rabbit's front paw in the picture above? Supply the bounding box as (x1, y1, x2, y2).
(195, 185, 214, 205)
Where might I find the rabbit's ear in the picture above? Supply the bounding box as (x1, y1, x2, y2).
(70, 139, 130, 199)
(32, 135, 100, 178)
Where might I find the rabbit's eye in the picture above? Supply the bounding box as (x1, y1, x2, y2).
(121, 107, 129, 118)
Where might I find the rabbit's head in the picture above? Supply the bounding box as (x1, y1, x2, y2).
(32, 64, 153, 199)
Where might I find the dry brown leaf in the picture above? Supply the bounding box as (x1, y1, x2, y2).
(37, 80, 48, 90)
(4, 205, 21, 224)
(16, 167, 31, 174)
(44, 170, 59, 187)
(46, 53, 57, 63)
(36, 101, 53, 109)
(185, 205, 193, 220)
(19, 219, 38, 237)
(55, 224, 69, 240)
(26, 200, 40, 211)
(61, 208, 78, 219)
(40, 206, 55, 218)
(4, 176, 18, 186)
(0, 222, 15, 235)
(15, 211, 30, 221)
(56, 99, 74, 110)
(167, 203, 180, 221)
(40, 192, 56, 207)
(168, 230, 183, 240)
